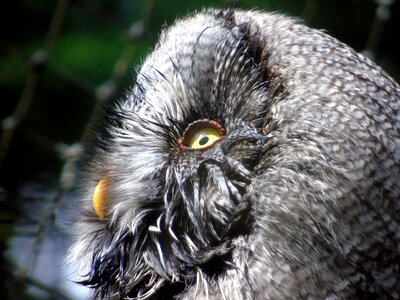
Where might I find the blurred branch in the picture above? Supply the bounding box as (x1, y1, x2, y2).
(26, 276, 72, 300)
(363, 0, 397, 60)
(8, 272, 72, 300)
(25, 189, 65, 275)
(80, 0, 156, 142)
(2, 1, 75, 298)
(8, 188, 68, 299)
(44, 0, 72, 53)
(0, 0, 72, 168)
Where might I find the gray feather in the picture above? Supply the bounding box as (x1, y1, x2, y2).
(69, 9, 400, 299)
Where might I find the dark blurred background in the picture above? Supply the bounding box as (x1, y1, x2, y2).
(0, 0, 399, 299)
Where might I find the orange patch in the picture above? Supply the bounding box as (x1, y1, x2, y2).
(93, 178, 108, 220)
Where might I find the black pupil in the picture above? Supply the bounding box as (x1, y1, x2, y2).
(199, 136, 209, 146)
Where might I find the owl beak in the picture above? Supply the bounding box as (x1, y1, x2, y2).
(93, 178, 109, 220)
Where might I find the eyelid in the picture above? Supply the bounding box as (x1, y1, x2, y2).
(178, 119, 226, 150)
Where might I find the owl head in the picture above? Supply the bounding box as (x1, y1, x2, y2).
(70, 9, 400, 299)
(70, 10, 271, 298)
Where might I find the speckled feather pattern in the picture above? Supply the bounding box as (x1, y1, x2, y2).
(69, 9, 400, 299)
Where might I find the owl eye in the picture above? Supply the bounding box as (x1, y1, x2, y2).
(179, 119, 225, 150)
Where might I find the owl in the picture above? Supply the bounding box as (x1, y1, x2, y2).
(69, 9, 400, 299)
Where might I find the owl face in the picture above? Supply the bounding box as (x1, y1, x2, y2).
(72, 10, 272, 298)
(71, 8, 400, 300)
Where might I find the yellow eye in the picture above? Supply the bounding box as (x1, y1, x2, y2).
(188, 127, 222, 149)
(179, 119, 225, 150)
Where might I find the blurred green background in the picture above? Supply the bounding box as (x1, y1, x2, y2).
(0, 0, 399, 299)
